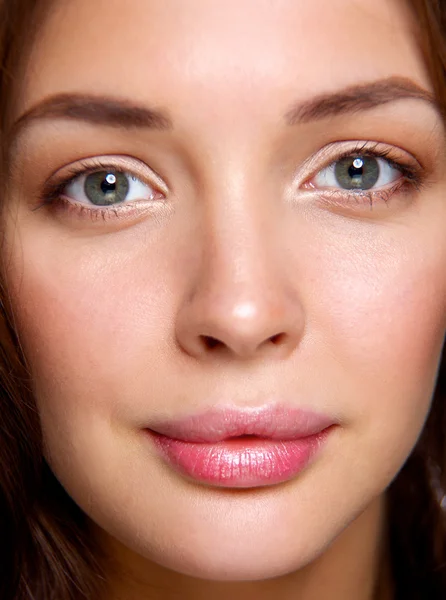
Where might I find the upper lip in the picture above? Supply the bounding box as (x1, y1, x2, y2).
(147, 404, 337, 443)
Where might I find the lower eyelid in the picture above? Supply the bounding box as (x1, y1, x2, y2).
(309, 178, 414, 211)
(50, 194, 165, 224)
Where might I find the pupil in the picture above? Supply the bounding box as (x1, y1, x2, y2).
(101, 173, 117, 194)
(348, 159, 364, 180)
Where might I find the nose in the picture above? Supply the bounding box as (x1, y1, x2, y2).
(175, 196, 305, 362)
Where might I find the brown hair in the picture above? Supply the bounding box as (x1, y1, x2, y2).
(0, 1, 445, 598)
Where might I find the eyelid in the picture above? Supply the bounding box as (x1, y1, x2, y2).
(42, 154, 169, 199)
(295, 141, 423, 187)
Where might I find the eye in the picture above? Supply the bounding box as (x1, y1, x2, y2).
(63, 169, 157, 206)
(311, 155, 402, 191)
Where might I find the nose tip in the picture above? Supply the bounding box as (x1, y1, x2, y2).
(176, 292, 304, 362)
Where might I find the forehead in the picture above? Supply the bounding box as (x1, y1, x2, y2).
(20, 0, 429, 119)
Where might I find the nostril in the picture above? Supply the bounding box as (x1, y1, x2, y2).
(201, 335, 221, 350)
(270, 333, 286, 345)
(200, 333, 286, 352)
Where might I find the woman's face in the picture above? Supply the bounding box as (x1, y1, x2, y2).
(4, 0, 446, 583)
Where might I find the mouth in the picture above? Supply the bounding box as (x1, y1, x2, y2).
(144, 404, 337, 488)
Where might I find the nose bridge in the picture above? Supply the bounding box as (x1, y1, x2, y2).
(198, 150, 288, 305)
(202, 166, 270, 285)
(175, 164, 305, 361)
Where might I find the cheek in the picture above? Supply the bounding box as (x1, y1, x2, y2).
(325, 247, 445, 383)
(4, 227, 181, 431)
(305, 219, 446, 460)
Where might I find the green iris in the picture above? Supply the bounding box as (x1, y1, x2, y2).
(84, 171, 129, 205)
(334, 156, 380, 190)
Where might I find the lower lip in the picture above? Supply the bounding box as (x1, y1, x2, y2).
(148, 427, 334, 488)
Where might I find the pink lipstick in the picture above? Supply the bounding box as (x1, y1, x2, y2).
(146, 405, 336, 488)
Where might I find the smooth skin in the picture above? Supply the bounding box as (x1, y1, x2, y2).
(4, 0, 446, 598)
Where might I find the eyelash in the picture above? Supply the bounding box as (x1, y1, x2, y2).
(37, 158, 166, 221)
(302, 142, 424, 209)
(37, 143, 424, 221)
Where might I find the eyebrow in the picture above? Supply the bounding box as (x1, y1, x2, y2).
(285, 76, 437, 124)
(10, 94, 173, 143)
(10, 76, 437, 145)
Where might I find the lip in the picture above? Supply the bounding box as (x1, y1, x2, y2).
(145, 405, 337, 488)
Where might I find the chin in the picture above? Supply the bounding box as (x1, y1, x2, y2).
(111, 518, 324, 583)
(146, 546, 313, 582)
